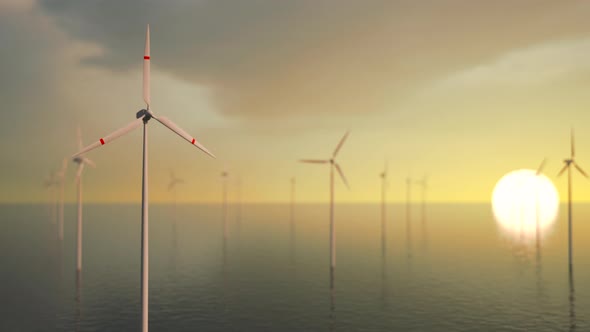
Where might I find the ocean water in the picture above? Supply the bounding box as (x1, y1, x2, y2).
(0, 203, 588, 331)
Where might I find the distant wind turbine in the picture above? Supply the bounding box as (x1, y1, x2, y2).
(168, 170, 185, 210)
(221, 168, 229, 242)
(235, 175, 242, 230)
(299, 131, 350, 270)
(406, 176, 412, 258)
(557, 128, 587, 273)
(72, 25, 215, 332)
(535, 158, 547, 248)
(43, 170, 58, 224)
(415, 174, 429, 248)
(379, 160, 388, 255)
(56, 158, 68, 241)
(290, 177, 296, 262)
(72, 126, 96, 273)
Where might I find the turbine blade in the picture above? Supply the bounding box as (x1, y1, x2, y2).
(332, 131, 350, 158)
(536, 158, 547, 175)
(334, 163, 349, 189)
(76, 163, 85, 179)
(571, 127, 575, 158)
(82, 158, 96, 168)
(72, 118, 143, 158)
(143, 24, 151, 108)
(299, 159, 329, 164)
(152, 115, 215, 158)
(574, 162, 588, 178)
(384, 158, 388, 177)
(557, 164, 568, 177)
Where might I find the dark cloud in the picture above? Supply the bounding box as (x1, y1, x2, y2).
(39, 0, 590, 118)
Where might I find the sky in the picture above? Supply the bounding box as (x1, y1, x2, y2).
(2, 0, 590, 204)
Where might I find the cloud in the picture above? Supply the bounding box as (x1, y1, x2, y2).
(38, 0, 590, 118)
(432, 38, 590, 91)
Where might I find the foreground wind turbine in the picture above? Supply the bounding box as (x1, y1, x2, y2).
(72, 127, 96, 273)
(379, 160, 388, 254)
(557, 129, 587, 273)
(299, 131, 350, 270)
(72, 25, 214, 332)
(56, 158, 68, 241)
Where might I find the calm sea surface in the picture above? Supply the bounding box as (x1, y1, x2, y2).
(1, 203, 588, 331)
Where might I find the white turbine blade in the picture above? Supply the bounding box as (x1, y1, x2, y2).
(152, 115, 215, 158)
(82, 157, 96, 168)
(76, 163, 85, 179)
(143, 24, 151, 108)
(332, 131, 350, 158)
(384, 158, 388, 177)
(557, 164, 568, 177)
(536, 158, 547, 175)
(72, 118, 143, 158)
(334, 163, 349, 189)
(77, 125, 83, 151)
(574, 162, 588, 178)
(299, 159, 329, 164)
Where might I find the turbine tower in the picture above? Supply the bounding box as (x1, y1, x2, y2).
(43, 170, 58, 224)
(415, 174, 429, 248)
(535, 158, 547, 249)
(379, 160, 388, 255)
(168, 170, 185, 208)
(557, 128, 587, 273)
(72, 25, 214, 332)
(72, 126, 96, 273)
(56, 158, 68, 241)
(299, 131, 350, 270)
(221, 168, 229, 242)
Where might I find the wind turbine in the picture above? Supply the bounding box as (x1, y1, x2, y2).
(290, 177, 296, 263)
(406, 176, 412, 258)
(168, 169, 184, 246)
(534, 158, 547, 248)
(168, 170, 185, 207)
(557, 128, 587, 273)
(235, 175, 242, 233)
(299, 131, 350, 270)
(71, 25, 215, 332)
(221, 168, 229, 242)
(72, 126, 96, 274)
(415, 174, 429, 248)
(379, 160, 388, 255)
(56, 158, 68, 241)
(43, 170, 58, 224)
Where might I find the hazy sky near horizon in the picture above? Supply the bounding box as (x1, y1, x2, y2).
(2, 0, 590, 203)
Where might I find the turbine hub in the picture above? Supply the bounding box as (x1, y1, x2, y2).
(137, 109, 152, 123)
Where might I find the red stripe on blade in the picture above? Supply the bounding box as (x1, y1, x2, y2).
(191, 138, 196, 144)
(144, 56, 150, 60)
(100, 138, 105, 145)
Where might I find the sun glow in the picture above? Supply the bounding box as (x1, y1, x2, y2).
(491, 169, 559, 241)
